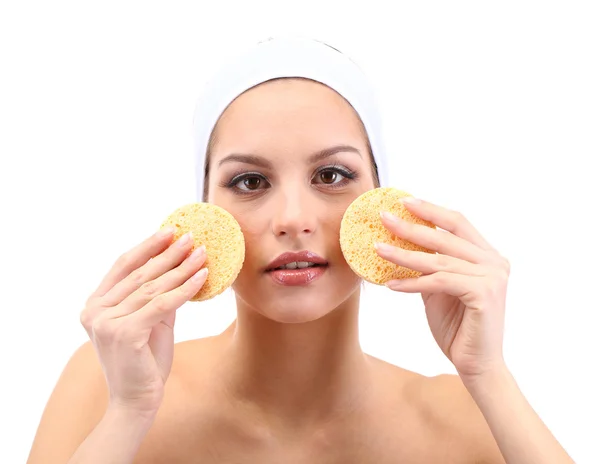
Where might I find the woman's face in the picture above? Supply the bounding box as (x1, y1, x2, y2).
(206, 78, 377, 323)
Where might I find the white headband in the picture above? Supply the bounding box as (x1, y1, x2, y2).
(192, 37, 389, 201)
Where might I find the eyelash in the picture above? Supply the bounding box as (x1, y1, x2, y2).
(220, 164, 358, 195)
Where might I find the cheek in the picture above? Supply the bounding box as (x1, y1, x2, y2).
(325, 204, 348, 235)
(234, 208, 267, 238)
(231, 208, 270, 268)
(320, 203, 350, 260)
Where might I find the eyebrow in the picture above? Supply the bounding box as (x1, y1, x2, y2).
(217, 145, 363, 169)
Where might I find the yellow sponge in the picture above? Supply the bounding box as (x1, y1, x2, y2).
(160, 203, 245, 301)
(340, 187, 436, 284)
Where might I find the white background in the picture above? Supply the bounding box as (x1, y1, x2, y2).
(1, 1, 599, 462)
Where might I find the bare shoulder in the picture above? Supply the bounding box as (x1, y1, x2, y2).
(131, 336, 232, 463)
(405, 371, 505, 463)
(27, 341, 109, 463)
(27, 335, 224, 464)
(171, 334, 225, 387)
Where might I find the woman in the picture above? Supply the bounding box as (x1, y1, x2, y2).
(27, 38, 573, 463)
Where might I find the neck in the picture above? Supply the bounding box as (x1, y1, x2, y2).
(217, 290, 373, 428)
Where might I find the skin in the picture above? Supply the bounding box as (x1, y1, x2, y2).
(27, 78, 573, 463)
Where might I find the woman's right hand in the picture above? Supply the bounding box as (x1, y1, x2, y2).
(79, 227, 208, 417)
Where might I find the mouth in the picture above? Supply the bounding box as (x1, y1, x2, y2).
(266, 250, 328, 271)
(266, 251, 329, 286)
(271, 261, 326, 271)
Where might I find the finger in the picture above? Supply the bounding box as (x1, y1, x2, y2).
(80, 306, 99, 340)
(91, 227, 177, 298)
(108, 244, 207, 319)
(399, 197, 495, 251)
(381, 212, 489, 265)
(131, 268, 209, 329)
(374, 243, 485, 276)
(386, 271, 476, 299)
(101, 232, 196, 307)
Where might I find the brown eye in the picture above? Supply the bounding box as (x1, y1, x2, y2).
(311, 165, 357, 188)
(242, 176, 262, 190)
(319, 171, 338, 184)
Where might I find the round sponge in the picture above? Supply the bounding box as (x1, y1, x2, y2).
(160, 203, 245, 301)
(340, 187, 436, 285)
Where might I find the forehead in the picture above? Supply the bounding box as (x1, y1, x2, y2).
(211, 78, 368, 155)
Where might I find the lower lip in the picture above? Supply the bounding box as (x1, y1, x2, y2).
(268, 266, 327, 286)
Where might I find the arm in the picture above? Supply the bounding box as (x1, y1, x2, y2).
(27, 227, 206, 463)
(66, 406, 155, 464)
(464, 364, 574, 464)
(377, 198, 574, 463)
(26, 342, 155, 464)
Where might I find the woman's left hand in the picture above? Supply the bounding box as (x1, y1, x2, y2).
(375, 197, 510, 384)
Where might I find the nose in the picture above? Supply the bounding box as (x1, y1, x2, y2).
(271, 188, 317, 238)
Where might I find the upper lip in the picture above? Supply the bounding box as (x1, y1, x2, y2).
(266, 251, 328, 271)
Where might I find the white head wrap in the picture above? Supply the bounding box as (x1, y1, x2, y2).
(192, 37, 388, 201)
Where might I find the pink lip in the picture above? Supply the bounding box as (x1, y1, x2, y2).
(269, 267, 327, 286)
(265, 251, 328, 271)
(265, 250, 329, 287)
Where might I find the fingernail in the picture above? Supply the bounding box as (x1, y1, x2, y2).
(401, 196, 420, 205)
(192, 267, 208, 283)
(177, 232, 193, 247)
(385, 280, 404, 288)
(158, 226, 175, 237)
(375, 242, 394, 253)
(189, 245, 206, 261)
(380, 211, 399, 223)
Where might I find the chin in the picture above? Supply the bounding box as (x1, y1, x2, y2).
(261, 306, 332, 324)
(260, 293, 339, 323)
(232, 268, 362, 324)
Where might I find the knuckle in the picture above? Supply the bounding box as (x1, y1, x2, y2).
(80, 297, 105, 329)
(497, 269, 510, 284)
(387, 246, 402, 261)
(79, 308, 93, 329)
(116, 252, 134, 269)
(483, 275, 506, 298)
(140, 280, 160, 299)
(434, 254, 453, 271)
(129, 268, 146, 287)
(153, 294, 173, 313)
(450, 210, 465, 223)
(433, 272, 449, 286)
(491, 254, 511, 276)
(488, 281, 503, 299)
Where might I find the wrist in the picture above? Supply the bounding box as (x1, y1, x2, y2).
(105, 402, 159, 428)
(459, 360, 512, 396)
(66, 401, 157, 463)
